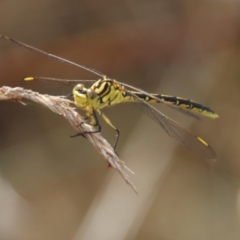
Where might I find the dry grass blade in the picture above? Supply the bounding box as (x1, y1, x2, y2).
(0, 86, 137, 193)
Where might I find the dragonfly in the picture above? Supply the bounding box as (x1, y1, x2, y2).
(0, 35, 219, 159)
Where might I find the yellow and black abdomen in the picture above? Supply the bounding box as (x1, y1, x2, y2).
(132, 92, 219, 119)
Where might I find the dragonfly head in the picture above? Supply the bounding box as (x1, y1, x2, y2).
(73, 84, 97, 108)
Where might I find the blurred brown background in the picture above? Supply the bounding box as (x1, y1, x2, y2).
(0, 0, 240, 240)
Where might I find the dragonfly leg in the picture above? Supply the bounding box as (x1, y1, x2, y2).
(96, 109, 120, 153)
(70, 109, 102, 138)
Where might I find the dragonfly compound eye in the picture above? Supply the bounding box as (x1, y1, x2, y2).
(87, 89, 97, 99)
(74, 84, 86, 94)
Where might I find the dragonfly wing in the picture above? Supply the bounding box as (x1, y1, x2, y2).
(127, 91, 216, 160)
(166, 104, 201, 120)
(120, 81, 167, 103)
(22, 77, 97, 94)
(23, 77, 96, 86)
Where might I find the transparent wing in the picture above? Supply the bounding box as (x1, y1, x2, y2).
(23, 76, 96, 86)
(159, 103, 201, 120)
(22, 77, 97, 94)
(0, 35, 105, 78)
(127, 91, 216, 159)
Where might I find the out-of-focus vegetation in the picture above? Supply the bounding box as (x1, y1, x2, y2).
(0, 1, 240, 240)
